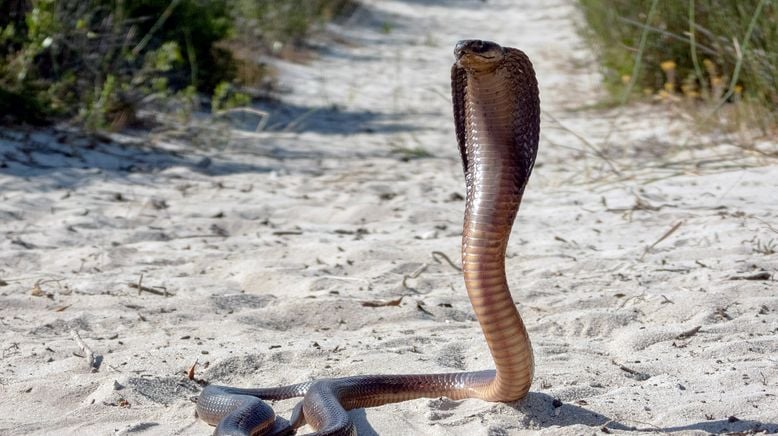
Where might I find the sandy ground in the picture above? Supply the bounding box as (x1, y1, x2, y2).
(1, 0, 777, 435)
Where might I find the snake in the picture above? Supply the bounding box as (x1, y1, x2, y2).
(196, 39, 540, 436)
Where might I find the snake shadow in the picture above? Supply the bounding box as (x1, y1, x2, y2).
(350, 409, 380, 436)
(505, 392, 778, 434)
(340, 392, 778, 434)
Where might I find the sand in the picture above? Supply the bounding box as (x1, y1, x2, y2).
(1, 0, 776, 435)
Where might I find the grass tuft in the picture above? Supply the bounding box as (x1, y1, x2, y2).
(577, 0, 777, 133)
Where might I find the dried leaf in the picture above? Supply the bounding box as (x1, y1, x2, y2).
(187, 360, 198, 380)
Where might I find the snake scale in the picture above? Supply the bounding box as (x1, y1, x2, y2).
(196, 39, 540, 436)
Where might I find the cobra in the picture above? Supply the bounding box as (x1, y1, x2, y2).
(196, 39, 540, 436)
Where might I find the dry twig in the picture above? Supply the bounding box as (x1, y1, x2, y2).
(402, 264, 429, 290)
(640, 221, 684, 260)
(675, 325, 702, 340)
(611, 359, 650, 381)
(431, 251, 462, 272)
(129, 275, 171, 296)
(543, 110, 622, 176)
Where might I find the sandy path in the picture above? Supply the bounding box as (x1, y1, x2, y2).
(1, 1, 776, 435)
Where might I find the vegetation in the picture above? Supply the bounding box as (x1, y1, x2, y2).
(0, 0, 354, 129)
(577, 0, 777, 132)
(234, 0, 355, 48)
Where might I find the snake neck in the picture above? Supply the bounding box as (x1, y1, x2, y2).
(461, 65, 535, 402)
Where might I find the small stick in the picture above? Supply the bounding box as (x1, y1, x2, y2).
(129, 282, 171, 296)
(131, 0, 181, 56)
(402, 264, 429, 289)
(618, 292, 646, 309)
(70, 329, 101, 372)
(640, 220, 683, 260)
(416, 301, 434, 316)
(273, 230, 304, 236)
(602, 417, 663, 432)
(106, 362, 122, 373)
(173, 234, 229, 239)
(611, 359, 650, 381)
(754, 217, 778, 234)
(283, 107, 320, 132)
(431, 251, 462, 272)
(320, 275, 370, 284)
(675, 325, 702, 340)
(214, 107, 270, 131)
(542, 110, 622, 176)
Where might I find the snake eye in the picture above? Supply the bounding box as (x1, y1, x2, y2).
(476, 40, 499, 54)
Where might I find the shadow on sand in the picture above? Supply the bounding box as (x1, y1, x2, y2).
(234, 100, 420, 135)
(0, 129, 273, 187)
(348, 392, 777, 434)
(511, 392, 777, 434)
(0, 102, 418, 188)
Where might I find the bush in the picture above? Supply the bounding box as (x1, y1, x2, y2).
(0, 0, 236, 129)
(0, 0, 355, 129)
(577, 0, 777, 130)
(234, 0, 356, 47)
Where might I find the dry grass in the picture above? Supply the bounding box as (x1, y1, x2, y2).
(577, 0, 777, 135)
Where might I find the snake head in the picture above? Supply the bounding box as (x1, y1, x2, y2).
(454, 40, 505, 71)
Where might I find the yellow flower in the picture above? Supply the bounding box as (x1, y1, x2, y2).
(681, 83, 699, 98)
(621, 74, 631, 85)
(703, 59, 717, 75)
(660, 60, 676, 72)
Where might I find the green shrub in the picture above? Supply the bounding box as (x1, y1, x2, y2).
(234, 0, 356, 47)
(224, 0, 357, 87)
(0, 87, 47, 125)
(0, 0, 234, 128)
(118, 0, 234, 91)
(211, 81, 250, 113)
(0, 0, 355, 129)
(577, 0, 776, 129)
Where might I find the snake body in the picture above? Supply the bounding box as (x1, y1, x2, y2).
(196, 40, 540, 435)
